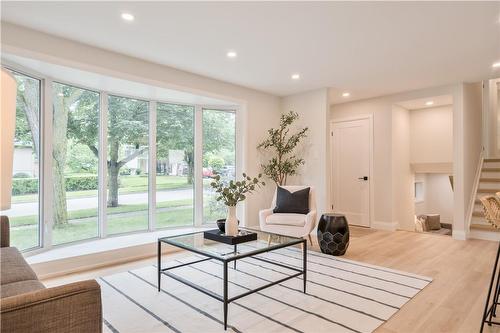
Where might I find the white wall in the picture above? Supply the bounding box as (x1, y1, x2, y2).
(410, 105, 453, 165)
(331, 84, 462, 231)
(414, 173, 454, 224)
(281, 89, 330, 216)
(1, 23, 281, 227)
(456, 82, 482, 238)
(392, 105, 414, 231)
(483, 78, 500, 158)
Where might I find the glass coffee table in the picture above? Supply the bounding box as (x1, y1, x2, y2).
(157, 228, 307, 330)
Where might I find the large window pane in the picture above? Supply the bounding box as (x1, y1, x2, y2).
(202, 109, 236, 223)
(52, 82, 100, 245)
(2, 72, 41, 251)
(107, 95, 149, 234)
(156, 103, 194, 228)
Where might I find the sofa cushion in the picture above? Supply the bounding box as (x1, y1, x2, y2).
(266, 213, 306, 227)
(0, 247, 38, 285)
(273, 186, 310, 214)
(1, 279, 45, 298)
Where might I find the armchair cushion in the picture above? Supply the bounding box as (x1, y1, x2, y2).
(1, 280, 45, 298)
(266, 213, 307, 227)
(0, 247, 38, 285)
(273, 186, 310, 214)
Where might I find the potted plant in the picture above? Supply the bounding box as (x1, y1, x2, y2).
(258, 111, 308, 185)
(210, 173, 265, 236)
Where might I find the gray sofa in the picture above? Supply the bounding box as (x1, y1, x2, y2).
(0, 216, 103, 332)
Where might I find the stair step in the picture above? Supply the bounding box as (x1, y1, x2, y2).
(477, 189, 500, 194)
(480, 178, 500, 183)
(483, 168, 500, 172)
(473, 211, 484, 217)
(470, 224, 500, 232)
(485, 159, 500, 162)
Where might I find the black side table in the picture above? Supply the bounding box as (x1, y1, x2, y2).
(317, 214, 350, 256)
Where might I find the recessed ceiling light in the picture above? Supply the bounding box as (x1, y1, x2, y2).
(121, 13, 135, 21)
(493, 62, 500, 68)
(425, 101, 434, 106)
(291, 73, 300, 80)
(342, 92, 350, 98)
(226, 51, 237, 58)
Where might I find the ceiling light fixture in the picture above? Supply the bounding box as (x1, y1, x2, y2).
(291, 73, 300, 80)
(342, 92, 350, 98)
(493, 62, 500, 68)
(425, 101, 434, 106)
(226, 51, 237, 58)
(121, 12, 135, 21)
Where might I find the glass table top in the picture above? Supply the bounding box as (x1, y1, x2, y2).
(159, 228, 303, 261)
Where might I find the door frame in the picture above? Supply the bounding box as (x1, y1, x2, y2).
(330, 114, 374, 228)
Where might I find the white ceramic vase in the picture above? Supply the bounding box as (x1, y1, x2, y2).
(225, 205, 239, 236)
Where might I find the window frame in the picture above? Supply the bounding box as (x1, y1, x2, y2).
(2, 63, 240, 254)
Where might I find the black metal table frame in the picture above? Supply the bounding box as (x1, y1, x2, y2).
(157, 233, 307, 330)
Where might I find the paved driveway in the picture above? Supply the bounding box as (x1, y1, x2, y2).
(4, 188, 193, 217)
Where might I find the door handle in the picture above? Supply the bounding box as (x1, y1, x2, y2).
(358, 176, 368, 181)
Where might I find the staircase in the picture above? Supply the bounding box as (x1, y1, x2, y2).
(470, 158, 500, 235)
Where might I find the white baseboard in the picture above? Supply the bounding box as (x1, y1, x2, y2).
(452, 230, 467, 240)
(371, 220, 398, 231)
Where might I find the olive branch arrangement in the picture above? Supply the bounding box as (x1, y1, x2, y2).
(210, 173, 266, 206)
(258, 111, 308, 185)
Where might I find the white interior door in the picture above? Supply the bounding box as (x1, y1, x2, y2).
(331, 118, 371, 227)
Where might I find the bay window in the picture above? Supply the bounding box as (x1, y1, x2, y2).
(202, 109, 236, 223)
(51, 82, 100, 245)
(4, 71, 42, 251)
(107, 95, 149, 235)
(2, 65, 238, 252)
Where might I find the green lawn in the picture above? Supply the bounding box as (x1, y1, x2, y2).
(9, 199, 193, 227)
(9, 174, 226, 251)
(12, 175, 191, 203)
(11, 205, 195, 250)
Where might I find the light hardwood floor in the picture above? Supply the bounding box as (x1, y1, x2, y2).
(43, 227, 500, 333)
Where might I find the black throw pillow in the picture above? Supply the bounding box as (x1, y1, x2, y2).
(273, 186, 310, 214)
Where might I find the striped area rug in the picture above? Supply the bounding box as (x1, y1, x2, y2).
(99, 244, 432, 333)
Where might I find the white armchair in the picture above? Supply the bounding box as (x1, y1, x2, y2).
(259, 186, 317, 245)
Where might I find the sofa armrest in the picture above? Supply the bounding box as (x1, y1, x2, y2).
(303, 210, 317, 236)
(259, 208, 274, 230)
(1, 280, 102, 333)
(1, 215, 10, 247)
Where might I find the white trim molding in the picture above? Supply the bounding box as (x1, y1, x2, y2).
(371, 220, 399, 232)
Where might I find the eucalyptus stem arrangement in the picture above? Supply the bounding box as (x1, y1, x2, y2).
(258, 111, 308, 185)
(210, 173, 266, 206)
(210, 173, 265, 236)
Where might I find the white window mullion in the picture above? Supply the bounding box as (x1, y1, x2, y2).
(234, 106, 245, 226)
(42, 78, 53, 249)
(194, 105, 203, 227)
(98, 92, 108, 238)
(148, 101, 157, 231)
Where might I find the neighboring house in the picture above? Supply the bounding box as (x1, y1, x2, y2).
(12, 145, 37, 177)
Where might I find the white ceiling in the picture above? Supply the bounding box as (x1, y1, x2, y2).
(395, 95, 453, 111)
(1, 2, 500, 103)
